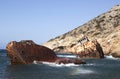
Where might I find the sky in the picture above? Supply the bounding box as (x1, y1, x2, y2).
(0, 0, 120, 49)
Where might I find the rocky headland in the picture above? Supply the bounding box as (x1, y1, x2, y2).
(43, 5, 120, 58)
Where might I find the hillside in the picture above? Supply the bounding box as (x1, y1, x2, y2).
(43, 5, 120, 57)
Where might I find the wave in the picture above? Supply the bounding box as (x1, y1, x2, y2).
(57, 54, 120, 60)
(57, 54, 77, 58)
(33, 61, 79, 67)
(33, 61, 95, 75)
(104, 55, 119, 60)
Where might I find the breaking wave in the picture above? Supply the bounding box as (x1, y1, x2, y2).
(57, 54, 77, 58)
(33, 61, 79, 67)
(104, 55, 119, 60)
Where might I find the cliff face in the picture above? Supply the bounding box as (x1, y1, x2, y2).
(43, 5, 120, 57)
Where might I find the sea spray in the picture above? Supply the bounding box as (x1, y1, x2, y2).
(104, 55, 120, 60)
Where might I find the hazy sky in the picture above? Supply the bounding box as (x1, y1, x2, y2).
(0, 0, 119, 49)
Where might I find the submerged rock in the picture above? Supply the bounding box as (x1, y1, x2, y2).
(6, 40, 85, 65)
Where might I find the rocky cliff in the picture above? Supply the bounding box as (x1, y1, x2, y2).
(43, 5, 120, 57)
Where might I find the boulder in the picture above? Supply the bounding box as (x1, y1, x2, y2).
(6, 40, 86, 65)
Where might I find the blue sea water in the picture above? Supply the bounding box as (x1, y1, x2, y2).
(0, 50, 120, 79)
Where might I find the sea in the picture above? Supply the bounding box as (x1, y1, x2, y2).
(0, 49, 120, 79)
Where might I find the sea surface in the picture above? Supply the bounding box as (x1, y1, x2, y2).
(0, 50, 120, 79)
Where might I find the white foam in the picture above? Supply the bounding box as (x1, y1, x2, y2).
(104, 55, 119, 60)
(33, 60, 38, 64)
(57, 55, 77, 58)
(33, 61, 79, 67)
(43, 62, 79, 67)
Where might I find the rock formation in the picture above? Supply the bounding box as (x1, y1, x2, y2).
(6, 40, 85, 65)
(43, 4, 120, 58)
